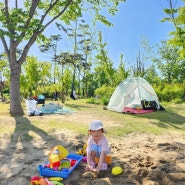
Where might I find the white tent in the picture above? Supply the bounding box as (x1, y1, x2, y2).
(107, 76, 160, 113)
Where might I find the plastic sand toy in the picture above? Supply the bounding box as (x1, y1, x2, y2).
(111, 166, 123, 175)
(38, 153, 83, 179)
(48, 145, 69, 169)
(30, 175, 41, 185)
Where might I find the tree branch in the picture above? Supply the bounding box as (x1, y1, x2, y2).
(0, 36, 10, 61)
(4, 0, 11, 32)
(41, 0, 73, 28)
(18, 0, 73, 64)
(14, 0, 40, 47)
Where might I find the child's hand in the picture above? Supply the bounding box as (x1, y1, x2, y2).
(85, 165, 96, 172)
(85, 165, 91, 172)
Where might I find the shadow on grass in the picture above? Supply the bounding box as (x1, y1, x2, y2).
(0, 116, 85, 185)
(66, 101, 185, 131)
(125, 108, 185, 130)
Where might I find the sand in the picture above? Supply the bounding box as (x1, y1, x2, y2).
(0, 114, 185, 185)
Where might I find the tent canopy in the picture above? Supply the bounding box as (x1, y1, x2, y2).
(107, 76, 160, 113)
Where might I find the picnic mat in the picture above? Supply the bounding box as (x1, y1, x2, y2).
(40, 107, 75, 115)
(123, 107, 154, 114)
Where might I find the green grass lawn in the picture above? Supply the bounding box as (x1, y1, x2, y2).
(0, 99, 185, 140)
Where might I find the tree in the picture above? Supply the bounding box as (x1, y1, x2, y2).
(162, 0, 185, 59)
(75, 20, 93, 97)
(153, 41, 184, 83)
(114, 53, 129, 85)
(94, 31, 116, 88)
(56, 19, 86, 99)
(21, 56, 51, 98)
(56, 20, 93, 98)
(40, 34, 62, 100)
(0, 0, 126, 116)
(143, 65, 161, 85)
(132, 35, 155, 77)
(0, 54, 7, 99)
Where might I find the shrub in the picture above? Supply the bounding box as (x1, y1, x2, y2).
(94, 85, 114, 99)
(86, 97, 100, 104)
(154, 83, 185, 103)
(100, 96, 110, 106)
(172, 98, 183, 104)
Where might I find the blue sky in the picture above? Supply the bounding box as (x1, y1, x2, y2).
(95, 0, 184, 67)
(29, 0, 183, 68)
(1, 0, 184, 69)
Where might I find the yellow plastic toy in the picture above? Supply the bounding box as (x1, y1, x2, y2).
(48, 145, 68, 168)
(48, 177, 63, 181)
(111, 166, 123, 175)
(76, 143, 87, 156)
(49, 145, 68, 160)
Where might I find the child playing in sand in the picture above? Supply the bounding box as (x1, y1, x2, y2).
(86, 120, 110, 173)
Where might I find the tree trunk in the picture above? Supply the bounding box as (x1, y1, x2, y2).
(10, 60, 24, 116)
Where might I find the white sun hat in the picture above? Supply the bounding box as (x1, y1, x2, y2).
(89, 120, 107, 132)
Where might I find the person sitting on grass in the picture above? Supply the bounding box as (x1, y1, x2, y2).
(86, 120, 110, 173)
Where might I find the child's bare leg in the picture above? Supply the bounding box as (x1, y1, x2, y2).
(85, 151, 97, 172)
(91, 150, 96, 163)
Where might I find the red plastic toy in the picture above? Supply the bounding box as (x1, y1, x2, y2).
(30, 175, 41, 185)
